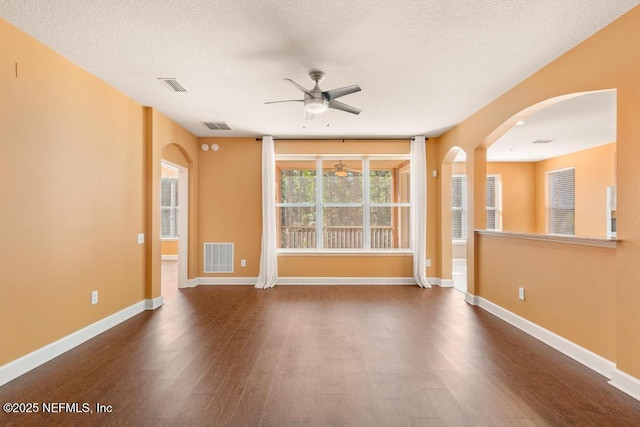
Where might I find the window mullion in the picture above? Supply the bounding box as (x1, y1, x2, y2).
(363, 157, 370, 249)
(316, 158, 323, 249)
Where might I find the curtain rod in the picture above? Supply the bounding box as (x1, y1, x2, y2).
(255, 137, 426, 141)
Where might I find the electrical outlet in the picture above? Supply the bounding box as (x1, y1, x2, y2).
(241, 259, 247, 267)
(518, 287, 525, 301)
(91, 290, 99, 305)
(426, 259, 432, 267)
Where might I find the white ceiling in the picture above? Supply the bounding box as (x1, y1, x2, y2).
(1, 0, 636, 148)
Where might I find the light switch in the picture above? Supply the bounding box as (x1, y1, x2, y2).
(137, 233, 144, 244)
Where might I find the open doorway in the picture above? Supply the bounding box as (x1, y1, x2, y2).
(160, 160, 189, 296)
(450, 149, 467, 293)
(440, 146, 468, 293)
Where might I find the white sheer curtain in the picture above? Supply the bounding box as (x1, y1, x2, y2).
(411, 136, 431, 288)
(256, 136, 278, 289)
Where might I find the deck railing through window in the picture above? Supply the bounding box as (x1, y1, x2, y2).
(280, 226, 395, 249)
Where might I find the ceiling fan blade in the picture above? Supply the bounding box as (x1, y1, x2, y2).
(322, 84, 361, 101)
(264, 99, 304, 104)
(328, 100, 361, 115)
(284, 78, 312, 95)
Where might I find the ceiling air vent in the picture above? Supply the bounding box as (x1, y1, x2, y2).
(532, 139, 554, 144)
(203, 121, 231, 130)
(158, 78, 187, 93)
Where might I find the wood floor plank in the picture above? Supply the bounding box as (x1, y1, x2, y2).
(2, 268, 640, 426)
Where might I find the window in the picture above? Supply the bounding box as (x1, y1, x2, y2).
(451, 175, 466, 240)
(546, 168, 575, 235)
(161, 176, 179, 238)
(486, 175, 502, 231)
(276, 157, 411, 250)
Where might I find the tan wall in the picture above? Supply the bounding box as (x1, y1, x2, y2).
(452, 162, 466, 174)
(0, 19, 199, 366)
(162, 145, 189, 168)
(0, 19, 146, 365)
(477, 234, 616, 361)
(426, 138, 440, 278)
(198, 138, 262, 276)
(487, 162, 536, 233)
(276, 139, 411, 155)
(197, 137, 437, 279)
(278, 256, 412, 277)
(148, 111, 199, 298)
(161, 240, 178, 256)
(437, 6, 640, 377)
(535, 143, 616, 237)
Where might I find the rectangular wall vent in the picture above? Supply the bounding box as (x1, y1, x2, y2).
(158, 78, 188, 93)
(203, 121, 231, 130)
(532, 139, 554, 144)
(204, 243, 234, 273)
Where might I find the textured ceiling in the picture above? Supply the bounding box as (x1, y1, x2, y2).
(1, 0, 637, 155)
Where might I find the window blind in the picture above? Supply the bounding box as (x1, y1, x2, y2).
(161, 176, 179, 238)
(451, 175, 466, 240)
(546, 168, 575, 235)
(486, 175, 501, 230)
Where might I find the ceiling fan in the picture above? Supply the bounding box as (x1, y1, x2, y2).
(265, 70, 362, 118)
(333, 161, 350, 177)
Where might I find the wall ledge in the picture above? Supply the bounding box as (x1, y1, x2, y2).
(0, 299, 154, 387)
(610, 369, 640, 401)
(476, 230, 619, 248)
(469, 295, 616, 379)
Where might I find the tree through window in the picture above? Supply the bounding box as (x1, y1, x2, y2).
(276, 157, 411, 250)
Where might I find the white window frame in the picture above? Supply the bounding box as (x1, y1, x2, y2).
(276, 155, 412, 253)
(546, 167, 575, 236)
(486, 174, 502, 231)
(451, 174, 467, 242)
(161, 175, 179, 239)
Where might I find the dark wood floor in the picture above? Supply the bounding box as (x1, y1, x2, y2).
(1, 262, 639, 426)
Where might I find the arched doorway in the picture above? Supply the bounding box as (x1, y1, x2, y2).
(161, 144, 192, 294)
(441, 146, 468, 293)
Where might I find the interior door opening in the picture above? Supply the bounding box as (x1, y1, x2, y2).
(161, 160, 189, 293)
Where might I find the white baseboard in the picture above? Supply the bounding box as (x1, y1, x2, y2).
(161, 255, 178, 260)
(191, 276, 417, 286)
(0, 300, 148, 387)
(610, 369, 640, 400)
(197, 277, 257, 285)
(275, 277, 415, 285)
(465, 292, 478, 305)
(145, 296, 164, 310)
(429, 277, 454, 287)
(473, 296, 615, 379)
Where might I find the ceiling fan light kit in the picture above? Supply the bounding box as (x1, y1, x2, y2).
(304, 98, 328, 114)
(266, 70, 362, 117)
